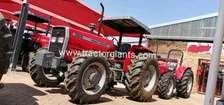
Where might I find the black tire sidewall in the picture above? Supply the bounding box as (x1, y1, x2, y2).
(76, 57, 110, 102)
(0, 24, 12, 74)
(141, 59, 160, 97)
(29, 51, 62, 87)
(158, 72, 175, 99)
(177, 69, 194, 98)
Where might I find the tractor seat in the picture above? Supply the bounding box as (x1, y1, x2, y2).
(117, 43, 131, 60)
(118, 43, 131, 53)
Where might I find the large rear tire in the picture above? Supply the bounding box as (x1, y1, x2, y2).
(157, 71, 175, 99)
(0, 19, 12, 76)
(0, 18, 12, 89)
(64, 57, 110, 104)
(126, 59, 160, 102)
(29, 51, 65, 87)
(177, 69, 194, 98)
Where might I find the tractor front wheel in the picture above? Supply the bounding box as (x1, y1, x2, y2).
(157, 71, 175, 99)
(64, 57, 110, 104)
(126, 59, 160, 102)
(29, 51, 64, 87)
(177, 69, 194, 98)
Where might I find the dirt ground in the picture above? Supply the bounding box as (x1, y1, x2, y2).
(0, 71, 213, 105)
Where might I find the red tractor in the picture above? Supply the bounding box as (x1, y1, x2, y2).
(29, 6, 160, 103)
(157, 49, 194, 99)
(28, 3, 193, 104)
(12, 12, 50, 71)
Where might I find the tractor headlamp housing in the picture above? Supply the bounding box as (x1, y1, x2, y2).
(57, 37, 64, 43)
(51, 37, 56, 43)
(49, 27, 69, 57)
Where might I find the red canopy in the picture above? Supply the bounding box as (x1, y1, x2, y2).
(0, 0, 142, 37)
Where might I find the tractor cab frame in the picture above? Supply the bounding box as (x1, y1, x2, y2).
(13, 11, 51, 36)
(12, 11, 51, 71)
(100, 17, 155, 82)
(101, 16, 151, 47)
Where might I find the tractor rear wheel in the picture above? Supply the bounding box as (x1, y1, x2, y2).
(0, 19, 12, 89)
(177, 69, 193, 98)
(64, 57, 110, 104)
(158, 71, 175, 99)
(0, 19, 12, 81)
(126, 59, 160, 102)
(29, 51, 64, 87)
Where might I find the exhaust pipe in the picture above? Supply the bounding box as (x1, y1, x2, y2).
(98, 2, 104, 36)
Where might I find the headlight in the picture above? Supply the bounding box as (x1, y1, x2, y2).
(51, 37, 56, 43)
(58, 37, 64, 43)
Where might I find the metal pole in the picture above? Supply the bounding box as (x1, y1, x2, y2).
(11, 2, 29, 71)
(204, 0, 224, 105)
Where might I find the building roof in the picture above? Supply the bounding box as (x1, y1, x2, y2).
(147, 35, 217, 43)
(149, 13, 218, 28)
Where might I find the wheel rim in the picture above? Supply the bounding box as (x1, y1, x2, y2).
(81, 62, 106, 95)
(42, 67, 58, 80)
(167, 79, 174, 96)
(143, 65, 157, 92)
(187, 77, 193, 93)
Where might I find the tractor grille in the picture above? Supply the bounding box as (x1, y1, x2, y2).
(49, 27, 66, 57)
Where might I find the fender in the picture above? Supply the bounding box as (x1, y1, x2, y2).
(158, 61, 169, 75)
(123, 45, 154, 73)
(175, 66, 192, 80)
(32, 33, 49, 48)
(123, 57, 131, 73)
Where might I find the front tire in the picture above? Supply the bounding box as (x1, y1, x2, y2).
(158, 72, 175, 99)
(65, 57, 110, 104)
(29, 51, 64, 87)
(177, 69, 194, 98)
(126, 59, 160, 102)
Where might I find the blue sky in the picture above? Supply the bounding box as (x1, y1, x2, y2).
(83, 0, 219, 26)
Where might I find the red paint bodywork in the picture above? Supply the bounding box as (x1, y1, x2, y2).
(0, 0, 118, 35)
(123, 45, 154, 72)
(31, 33, 49, 48)
(158, 58, 192, 80)
(60, 27, 154, 72)
(0, 0, 153, 73)
(0, 0, 142, 37)
(158, 60, 169, 74)
(175, 66, 192, 80)
(64, 28, 116, 62)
